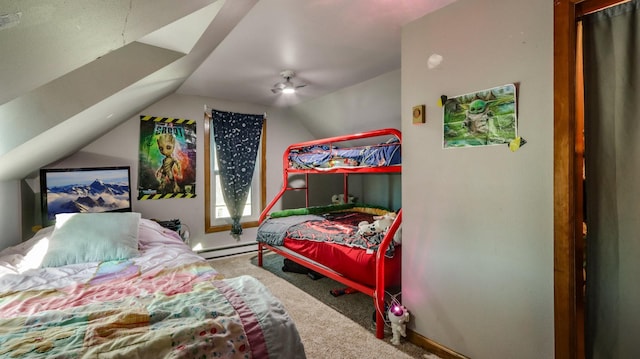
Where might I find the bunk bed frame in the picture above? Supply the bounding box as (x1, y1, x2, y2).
(257, 128, 402, 339)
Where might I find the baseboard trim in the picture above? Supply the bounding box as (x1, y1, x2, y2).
(197, 243, 258, 259)
(407, 329, 470, 359)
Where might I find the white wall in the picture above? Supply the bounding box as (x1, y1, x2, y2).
(55, 93, 314, 253)
(12, 68, 403, 253)
(289, 69, 401, 140)
(290, 69, 402, 209)
(401, 0, 553, 358)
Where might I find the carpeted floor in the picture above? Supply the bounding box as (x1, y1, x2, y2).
(250, 252, 385, 335)
(209, 251, 438, 359)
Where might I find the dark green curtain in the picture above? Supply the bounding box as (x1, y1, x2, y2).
(210, 109, 264, 235)
(583, 1, 640, 357)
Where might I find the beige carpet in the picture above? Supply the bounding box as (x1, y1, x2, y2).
(209, 252, 436, 359)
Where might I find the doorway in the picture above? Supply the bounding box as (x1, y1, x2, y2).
(554, 1, 634, 358)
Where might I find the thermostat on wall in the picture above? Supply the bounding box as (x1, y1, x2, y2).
(412, 105, 425, 124)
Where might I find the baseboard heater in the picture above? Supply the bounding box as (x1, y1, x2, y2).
(197, 242, 258, 260)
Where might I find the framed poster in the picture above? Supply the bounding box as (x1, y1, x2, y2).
(443, 83, 517, 148)
(40, 166, 132, 226)
(138, 116, 196, 200)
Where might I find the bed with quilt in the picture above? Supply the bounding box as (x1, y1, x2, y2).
(257, 204, 401, 288)
(0, 212, 305, 358)
(257, 128, 402, 340)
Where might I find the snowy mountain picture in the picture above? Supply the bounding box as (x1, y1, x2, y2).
(42, 167, 131, 222)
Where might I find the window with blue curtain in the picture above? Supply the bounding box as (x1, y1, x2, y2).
(209, 109, 265, 235)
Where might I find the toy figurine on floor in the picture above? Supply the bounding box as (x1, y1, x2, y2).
(329, 287, 357, 297)
(388, 304, 410, 345)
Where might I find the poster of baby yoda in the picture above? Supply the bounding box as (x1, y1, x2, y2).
(443, 83, 518, 148)
(138, 116, 197, 200)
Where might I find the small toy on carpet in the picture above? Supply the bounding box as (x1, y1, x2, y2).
(388, 303, 410, 345)
(330, 287, 357, 297)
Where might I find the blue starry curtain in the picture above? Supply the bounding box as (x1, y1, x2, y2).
(210, 109, 264, 235)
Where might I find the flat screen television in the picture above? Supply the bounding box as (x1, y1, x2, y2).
(40, 166, 132, 226)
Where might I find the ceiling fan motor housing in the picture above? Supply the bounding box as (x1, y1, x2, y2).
(272, 70, 306, 93)
(280, 70, 295, 79)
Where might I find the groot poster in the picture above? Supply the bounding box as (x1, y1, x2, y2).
(138, 116, 196, 200)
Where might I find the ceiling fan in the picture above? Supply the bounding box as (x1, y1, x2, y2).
(271, 70, 307, 94)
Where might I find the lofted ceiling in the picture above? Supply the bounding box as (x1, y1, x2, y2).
(0, 0, 455, 181)
(178, 0, 456, 107)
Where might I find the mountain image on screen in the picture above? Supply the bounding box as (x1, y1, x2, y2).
(46, 179, 130, 220)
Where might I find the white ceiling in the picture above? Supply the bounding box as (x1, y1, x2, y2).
(178, 0, 456, 107)
(0, 0, 455, 180)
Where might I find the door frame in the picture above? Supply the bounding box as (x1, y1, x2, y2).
(554, 2, 580, 357)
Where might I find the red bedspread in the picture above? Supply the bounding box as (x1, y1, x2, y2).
(259, 210, 401, 288)
(282, 239, 401, 288)
(284, 211, 397, 257)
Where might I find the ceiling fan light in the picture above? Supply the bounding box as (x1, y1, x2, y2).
(272, 70, 303, 94)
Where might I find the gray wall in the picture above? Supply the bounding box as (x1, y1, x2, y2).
(401, 0, 554, 358)
(0, 180, 21, 249)
(282, 173, 400, 210)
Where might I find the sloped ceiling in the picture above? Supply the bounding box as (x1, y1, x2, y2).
(0, 0, 455, 181)
(0, 0, 256, 181)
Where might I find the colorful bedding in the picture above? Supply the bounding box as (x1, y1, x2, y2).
(257, 209, 401, 287)
(286, 212, 396, 257)
(0, 219, 305, 359)
(257, 210, 398, 257)
(288, 138, 401, 170)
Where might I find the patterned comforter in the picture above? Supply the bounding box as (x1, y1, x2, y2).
(288, 139, 401, 170)
(0, 219, 305, 359)
(258, 211, 397, 257)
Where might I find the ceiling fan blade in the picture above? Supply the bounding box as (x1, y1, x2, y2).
(295, 83, 307, 89)
(271, 82, 284, 93)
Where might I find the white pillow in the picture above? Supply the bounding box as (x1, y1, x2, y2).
(40, 212, 141, 267)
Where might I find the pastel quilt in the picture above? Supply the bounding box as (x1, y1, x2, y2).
(0, 261, 305, 358)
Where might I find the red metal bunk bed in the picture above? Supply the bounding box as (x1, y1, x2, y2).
(257, 128, 402, 339)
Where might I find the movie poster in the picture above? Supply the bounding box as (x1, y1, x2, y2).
(138, 116, 196, 200)
(443, 83, 518, 148)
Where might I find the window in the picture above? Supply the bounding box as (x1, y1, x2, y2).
(204, 116, 266, 233)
